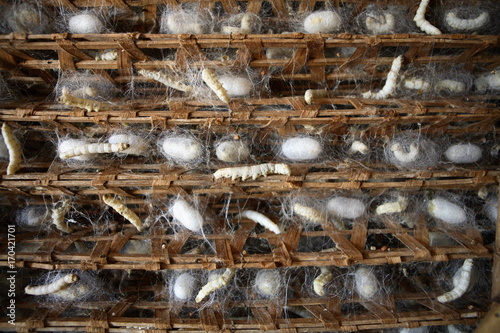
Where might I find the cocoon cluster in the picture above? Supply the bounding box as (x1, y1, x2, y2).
(159, 134, 203, 165)
(281, 136, 322, 161)
(327, 196, 365, 220)
(303, 10, 342, 33)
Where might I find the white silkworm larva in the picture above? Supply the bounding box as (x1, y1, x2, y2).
(428, 197, 467, 225)
(59, 141, 129, 160)
(103, 195, 143, 231)
(435, 79, 466, 94)
(354, 267, 379, 299)
(293, 203, 345, 230)
(138, 69, 193, 92)
(1, 123, 22, 175)
(213, 163, 291, 181)
(365, 12, 395, 35)
(444, 143, 482, 164)
(348, 140, 369, 155)
(437, 259, 473, 303)
(362, 55, 403, 99)
(304, 89, 327, 105)
(403, 78, 431, 92)
(195, 268, 235, 303)
(95, 50, 117, 61)
(171, 199, 204, 233)
(25, 274, 79, 295)
(51, 199, 72, 233)
(239, 210, 282, 234)
(202, 69, 230, 103)
(173, 272, 197, 300)
(376, 196, 409, 215)
(59, 88, 112, 112)
(108, 134, 149, 156)
(390, 142, 420, 163)
(445, 10, 489, 31)
(313, 267, 333, 296)
(414, 0, 442, 35)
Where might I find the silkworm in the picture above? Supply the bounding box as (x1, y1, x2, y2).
(108, 134, 148, 156)
(213, 163, 291, 181)
(52, 281, 90, 301)
(103, 195, 143, 231)
(403, 78, 431, 92)
(304, 89, 327, 105)
(390, 142, 420, 164)
(362, 55, 402, 99)
(365, 12, 395, 35)
(239, 210, 282, 234)
(95, 50, 117, 61)
(171, 199, 204, 233)
(202, 69, 230, 103)
(195, 268, 235, 303)
(217, 75, 252, 98)
(51, 199, 72, 233)
(354, 267, 379, 299)
(348, 140, 369, 155)
(435, 79, 466, 94)
(1, 123, 22, 175)
(138, 69, 193, 92)
(215, 140, 250, 163)
(444, 143, 482, 164)
(313, 267, 333, 296)
(281, 137, 322, 161)
(25, 274, 79, 295)
(173, 272, 197, 300)
(445, 9, 489, 32)
(327, 197, 366, 220)
(428, 197, 467, 225)
(437, 259, 474, 303)
(376, 196, 409, 215)
(254, 270, 281, 297)
(59, 88, 112, 112)
(160, 135, 202, 164)
(293, 203, 345, 230)
(413, 0, 442, 35)
(68, 12, 104, 34)
(303, 10, 342, 33)
(58, 139, 129, 160)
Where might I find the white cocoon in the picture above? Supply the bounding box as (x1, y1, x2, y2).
(428, 197, 467, 225)
(161, 136, 202, 163)
(215, 140, 250, 162)
(218, 76, 252, 97)
(354, 267, 379, 299)
(171, 199, 204, 232)
(303, 10, 342, 33)
(68, 13, 104, 34)
(58, 139, 93, 161)
(281, 137, 322, 161)
(484, 196, 498, 223)
(173, 272, 197, 299)
(444, 143, 482, 163)
(327, 197, 365, 219)
(254, 270, 281, 297)
(108, 134, 148, 156)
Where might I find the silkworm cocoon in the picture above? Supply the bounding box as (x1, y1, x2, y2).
(108, 134, 148, 156)
(58, 139, 128, 160)
(171, 199, 204, 233)
(25, 274, 79, 295)
(327, 197, 366, 220)
(254, 270, 281, 297)
(59, 88, 112, 112)
(221, 13, 259, 34)
(213, 163, 291, 181)
(217, 75, 252, 98)
(52, 281, 90, 301)
(239, 210, 282, 234)
(475, 72, 500, 92)
(1, 123, 22, 175)
(435, 79, 466, 94)
(304, 89, 327, 105)
(355, 267, 379, 299)
(376, 196, 408, 215)
(348, 140, 369, 155)
(413, 0, 442, 35)
(313, 267, 333, 296)
(428, 197, 467, 225)
(70, 86, 98, 99)
(195, 268, 235, 303)
(215, 140, 250, 163)
(281, 137, 322, 161)
(365, 12, 395, 35)
(103, 195, 143, 232)
(173, 272, 197, 300)
(17, 206, 50, 227)
(68, 13, 104, 34)
(444, 143, 482, 164)
(362, 55, 403, 99)
(51, 199, 72, 233)
(138, 69, 193, 93)
(161, 11, 207, 34)
(7, 3, 49, 34)
(303, 11, 342, 33)
(445, 9, 489, 32)
(160, 135, 202, 164)
(202, 69, 230, 103)
(403, 78, 431, 92)
(437, 259, 474, 303)
(484, 195, 498, 223)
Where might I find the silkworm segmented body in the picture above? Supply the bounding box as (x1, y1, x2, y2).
(202, 69, 230, 103)
(108, 134, 149, 156)
(59, 88, 112, 112)
(355, 267, 379, 299)
(376, 196, 408, 215)
(390, 142, 419, 163)
(25, 273, 79, 295)
(195, 268, 235, 303)
(59, 141, 129, 160)
(365, 12, 395, 34)
(313, 267, 333, 296)
(304, 89, 327, 105)
(293, 203, 327, 225)
(1, 123, 22, 175)
(437, 259, 473, 303)
(103, 195, 143, 231)
(414, 0, 442, 35)
(348, 140, 369, 155)
(51, 199, 72, 233)
(445, 10, 489, 31)
(138, 69, 193, 92)
(213, 163, 291, 181)
(239, 210, 282, 234)
(362, 55, 402, 99)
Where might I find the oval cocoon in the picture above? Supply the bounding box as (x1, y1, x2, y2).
(171, 199, 204, 232)
(327, 197, 365, 219)
(218, 76, 252, 97)
(484, 196, 498, 223)
(108, 134, 148, 156)
(303, 10, 342, 33)
(254, 270, 281, 297)
(215, 140, 250, 162)
(444, 143, 482, 163)
(58, 139, 94, 161)
(355, 267, 379, 299)
(282, 137, 322, 161)
(428, 197, 467, 225)
(174, 272, 197, 299)
(69, 13, 104, 34)
(161, 136, 202, 163)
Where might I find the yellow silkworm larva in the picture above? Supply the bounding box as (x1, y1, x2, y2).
(362, 55, 403, 99)
(348, 140, 369, 155)
(365, 12, 395, 35)
(195, 268, 235, 303)
(59, 88, 112, 112)
(437, 259, 474, 303)
(138, 69, 193, 92)
(445, 9, 489, 32)
(103, 195, 143, 231)
(201, 69, 230, 103)
(51, 199, 72, 233)
(292, 203, 327, 225)
(313, 267, 333, 296)
(390, 142, 420, 163)
(239, 210, 282, 234)
(25, 273, 79, 295)
(376, 195, 409, 215)
(304, 89, 327, 105)
(95, 50, 118, 61)
(213, 163, 291, 181)
(58, 140, 129, 160)
(1, 123, 22, 175)
(414, 0, 442, 35)
(403, 78, 431, 92)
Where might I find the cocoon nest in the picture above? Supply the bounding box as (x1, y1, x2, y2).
(217, 75, 253, 98)
(303, 10, 342, 33)
(354, 267, 379, 299)
(484, 195, 498, 223)
(281, 136, 323, 161)
(16, 206, 50, 228)
(442, 6, 491, 33)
